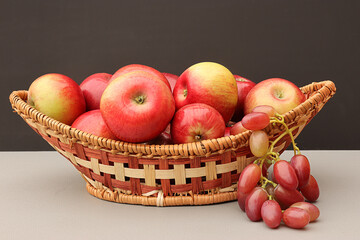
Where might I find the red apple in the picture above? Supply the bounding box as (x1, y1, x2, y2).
(80, 73, 112, 111)
(100, 70, 175, 143)
(230, 121, 248, 135)
(110, 64, 171, 90)
(72, 110, 117, 140)
(171, 103, 225, 144)
(27, 73, 86, 125)
(148, 132, 172, 145)
(173, 62, 238, 123)
(162, 72, 178, 92)
(244, 78, 306, 115)
(224, 127, 231, 137)
(231, 75, 256, 122)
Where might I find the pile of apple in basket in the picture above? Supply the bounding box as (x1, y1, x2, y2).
(28, 62, 320, 229)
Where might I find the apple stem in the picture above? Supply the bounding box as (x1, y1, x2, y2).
(183, 89, 188, 97)
(134, 95, 146, 104)
(195, 135, 201, 141)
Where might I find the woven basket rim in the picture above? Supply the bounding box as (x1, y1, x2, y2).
(9, 80, 336, 157)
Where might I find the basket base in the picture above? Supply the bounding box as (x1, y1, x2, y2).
(86, 183, 238, 207)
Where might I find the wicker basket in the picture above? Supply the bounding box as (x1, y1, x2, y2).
(9, 80, 336, 206)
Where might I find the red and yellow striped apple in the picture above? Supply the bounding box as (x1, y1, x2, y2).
(80, 73, 112, 111)
(27, 73, 86, 125)
(171, 103, 225, 144)
(173, 62, 238, 123)
(100, 70, 175, 143)
(71, 110, 117, 140)
(110, 64, 171, 90)
(244, 78, 306, 115)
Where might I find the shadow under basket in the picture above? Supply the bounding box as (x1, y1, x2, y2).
(9, 80, 336, 206)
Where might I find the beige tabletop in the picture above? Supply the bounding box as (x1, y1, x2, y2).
(1, 150, 359, 239)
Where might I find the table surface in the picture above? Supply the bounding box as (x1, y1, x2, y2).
(1, 150, 359, 239)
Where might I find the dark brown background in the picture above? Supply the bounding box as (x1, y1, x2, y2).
(1, 0, 359, 150)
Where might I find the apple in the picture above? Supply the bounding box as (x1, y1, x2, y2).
(231, 75, 256, 122)
(171, 103, 225, 144)
(27, 73, 86, 125)
(230, 121, 248, 135)
(244, 78, 306, 115)
(148, 131, 172, 145)
(100, 70, 175, 143)
(80, 73, 112, 111)
(110, 64, 171, 90)
(72, 110, 118, 140)
(224, 127, 231, 137)
(173, 62, 238, 123)
(162, 72, 178, 92)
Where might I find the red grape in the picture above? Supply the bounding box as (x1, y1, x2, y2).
(249, 130, 269, 157)
(262, 162, 269, 177)
(241, 112, 270, 130)
(252, 105, 277, 117)
(245, 187, 269, 221)
(261, 200, 282, 228)
(274, 160, 299, 190)
(238, 163, 261, 194)
(290, 154, 310, 188)
(274, 184, 304, 209)
(283, 207, 310, 229)
(237, 190, 248, 212)
(300, 175, 320, 202)
(290, 202, 320, 222)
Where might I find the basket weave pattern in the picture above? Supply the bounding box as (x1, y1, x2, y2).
(9, 81, 336, 206)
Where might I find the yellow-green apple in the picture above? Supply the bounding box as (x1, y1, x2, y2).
(162, 72, 178, 92)
(231, 75, 256, 122)
(171, 103, 225, 144)
(110, 64, 171, 90)
(80, 73, 112, 110)
(27, 73, 86, 125)
(100, 70, 175, 143)
(173, 62, 238, 123)
(230, 122, 248, 135)
(244, 78, 305, 115)
(72, 110, 118, 140)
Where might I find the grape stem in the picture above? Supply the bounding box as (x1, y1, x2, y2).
(269, 113, 301, 156)
(261, 176, 277, 188)
(253, 113, 303, 197)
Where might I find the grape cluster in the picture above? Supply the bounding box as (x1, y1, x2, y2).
(236, 106, 320, 229)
